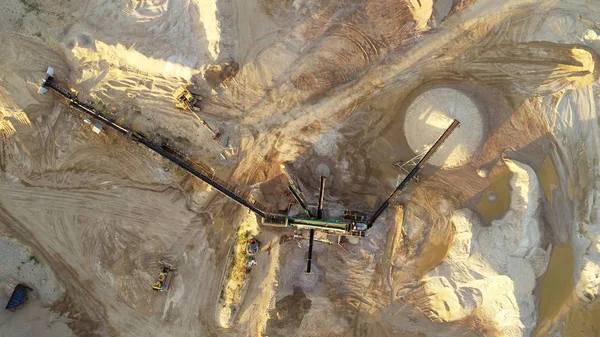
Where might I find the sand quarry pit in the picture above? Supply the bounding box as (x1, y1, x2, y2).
(1, 1, 600, 337)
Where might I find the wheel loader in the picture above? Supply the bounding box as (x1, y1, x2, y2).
(173, 86, 221, 139)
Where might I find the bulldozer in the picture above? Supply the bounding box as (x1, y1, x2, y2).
(173, 86, 221, 139)
(152, 263, 175, 292)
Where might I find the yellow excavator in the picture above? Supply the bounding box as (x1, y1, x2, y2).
(173, 86, 221, 139)
(152, 263, 175, 292)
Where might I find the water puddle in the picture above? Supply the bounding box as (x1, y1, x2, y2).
(538, 156, 559, 202)
(476, 167, 511, 223)
(535, 241, 600, 336)
(563, 300, 600, 336)
(214, 218, 224, 233)
(416, 241, 450, 277)
(535, 242, 574, 335)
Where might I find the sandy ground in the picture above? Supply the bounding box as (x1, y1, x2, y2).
(0, 234, 73, 337)
(1, 0, 600, 337)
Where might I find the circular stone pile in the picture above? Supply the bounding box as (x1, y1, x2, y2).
(404, 87, 484, 168)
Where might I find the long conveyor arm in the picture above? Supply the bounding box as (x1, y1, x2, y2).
(367, 119, 460, 227)
(41, 76, 272, 218)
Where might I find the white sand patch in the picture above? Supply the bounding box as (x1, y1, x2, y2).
(194, 0, 222, 60)
(408, 0, 434, 30)
(584, 29, 600, 41)
(75, 41, 196, 81)
(551, 83, 600, 303)
(418, 159, 549, 337)
(404, 87, 484, 168)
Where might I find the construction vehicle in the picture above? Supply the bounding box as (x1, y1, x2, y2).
(246, 238, 261, 255)
(174, 86, 200, 111)
(343, 211, 367, 222)
(152, 263, 176, 292)
(173, 86, 221, 139)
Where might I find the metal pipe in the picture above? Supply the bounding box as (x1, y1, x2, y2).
(282, 164, 312, 216)
(190, 110, 220, 139)
(317, 176, 326, 219)
(292, 223, 347, 233)
(288, 185, 313, 217)
(307, 176, 326, 273)
(180, 92, 220, 139)
(306, 229, 314, 273)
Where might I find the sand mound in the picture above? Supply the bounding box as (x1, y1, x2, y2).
(404, 87, 484, 168)
(412, 159, 548, 337)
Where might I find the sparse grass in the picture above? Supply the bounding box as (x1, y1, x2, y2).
(259, 0, 294, 17)
(19, 0, 40, 14)
(28, 255, 39, 264)
(96, 99, 107, 111)
(220, 228, 251, 311)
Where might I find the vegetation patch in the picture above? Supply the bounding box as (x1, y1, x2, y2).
(28, 255, 39, 264)
(218, 213, 258, 327)
(19, 0, 40, 14)
(221, 229, 250, 307)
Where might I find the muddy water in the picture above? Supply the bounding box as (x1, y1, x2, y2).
(535, 241, 600, 336)
(475, 167, 511, 223)
(535, 242, 575, 335)
(563, 300, 600, 336)
(415, 241, 451, 277)
(214, 218, 224, 233)
(538, 156, 559, 203)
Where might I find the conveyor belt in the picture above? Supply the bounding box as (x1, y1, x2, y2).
(40, 75, 459, 238)
(367, 119, 460, 227)
(42, 77, 273, 218)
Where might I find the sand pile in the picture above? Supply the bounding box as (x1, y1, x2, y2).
(460, 43, 597, 95)
(412, 159, 549, 337)
(553, 84, 600, 306)
(403, 87, 484, 168)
